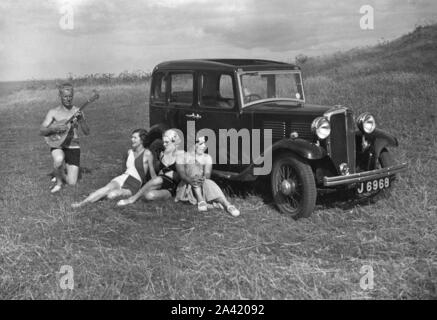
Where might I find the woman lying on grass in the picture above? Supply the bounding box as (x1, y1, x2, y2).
(71, 129, 155, 208)
(174, 136, 240, 217)
(116, 129, 182, 206)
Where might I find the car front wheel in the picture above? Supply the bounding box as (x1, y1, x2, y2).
(271, 153, 317, 219)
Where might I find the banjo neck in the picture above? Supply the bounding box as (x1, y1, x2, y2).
(63, 98, 93, 125)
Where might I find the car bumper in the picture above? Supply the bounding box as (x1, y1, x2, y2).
(323, 163, 408, 187)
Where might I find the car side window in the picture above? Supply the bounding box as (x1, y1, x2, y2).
(200, 72, 235, 110)
(219, 74, 234, 99)
(151, 72, 167, 104)
(170, 73, 193, 105)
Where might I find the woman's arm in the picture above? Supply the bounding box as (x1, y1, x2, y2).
(203, 154, 213, 179)
(175, 152, 195, 185)
(175, 163, 194, 185)
(144, 150, 157, 179)
(122, 150, 130, 172)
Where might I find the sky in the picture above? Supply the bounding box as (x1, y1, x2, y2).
(0, 0, 436, 81)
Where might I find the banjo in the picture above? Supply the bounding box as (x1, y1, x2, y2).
(44, 90, 99, 148)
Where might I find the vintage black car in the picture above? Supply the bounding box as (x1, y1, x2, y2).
(147, 59, 407, 219)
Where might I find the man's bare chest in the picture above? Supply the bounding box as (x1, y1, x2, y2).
(52, 106, 78, 122)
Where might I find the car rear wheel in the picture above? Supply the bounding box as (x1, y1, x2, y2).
(148, 138, 164, 173)
(271, 153, 317, 219)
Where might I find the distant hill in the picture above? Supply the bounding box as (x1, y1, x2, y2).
(300, 24, 437, 78)
(0, 71, 151, 98)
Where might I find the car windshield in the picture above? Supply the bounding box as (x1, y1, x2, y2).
(239, 71, 304, 106)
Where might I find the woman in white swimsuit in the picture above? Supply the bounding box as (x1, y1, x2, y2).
(71, 129, 155, 208)
(116, 129, 183, 206)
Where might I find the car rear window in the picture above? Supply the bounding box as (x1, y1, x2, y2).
(151, 72, 167, 104)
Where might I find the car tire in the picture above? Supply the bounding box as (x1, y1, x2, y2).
(271, 152, 317, 219)
(148, 138, 164, 173)
(379, 149, 394, 171)
(376, 148, 396, 195)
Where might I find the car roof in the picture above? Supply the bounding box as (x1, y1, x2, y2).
(153, 59, 300, 72)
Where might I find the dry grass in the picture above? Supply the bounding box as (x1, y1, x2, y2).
(1, 27, 436, 299)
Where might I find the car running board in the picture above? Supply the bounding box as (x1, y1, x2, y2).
(212, 168, 258, 181)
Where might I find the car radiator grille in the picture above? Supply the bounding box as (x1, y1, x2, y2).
(326, 110, 356, 174)
(263, 121, 314, 141)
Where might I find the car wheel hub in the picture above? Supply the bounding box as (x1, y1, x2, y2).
(280, 179, 295, 196)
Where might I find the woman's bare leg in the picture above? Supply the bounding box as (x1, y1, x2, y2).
(72, 181, 120, 207)
(116, 177, 163, 206)
(192, 186, 208, 211)
(214, 196, 240, 216)
(107, 188, 132, 199)
(144, 189, 172, 201)
(214, 196, 232, 208)
(192, 186, 204, 203)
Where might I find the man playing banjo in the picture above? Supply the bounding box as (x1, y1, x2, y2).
(40, 83, 90, 193)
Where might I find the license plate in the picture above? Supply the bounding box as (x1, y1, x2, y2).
(357, 177, 390, 194)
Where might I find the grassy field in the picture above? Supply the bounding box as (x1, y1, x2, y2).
(0, 26, 436, 300)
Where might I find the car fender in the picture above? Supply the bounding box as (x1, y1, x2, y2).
(368, 129, 399, 158)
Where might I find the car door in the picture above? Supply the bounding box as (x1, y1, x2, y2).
(194, 71, 248, 172)
(166, 71, 198, 147)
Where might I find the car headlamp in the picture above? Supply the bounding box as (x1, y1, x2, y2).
(356, 112, 376, 134)
(311, 117, 331, 139)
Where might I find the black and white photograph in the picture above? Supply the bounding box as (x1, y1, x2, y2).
(0, 0, 436, 302)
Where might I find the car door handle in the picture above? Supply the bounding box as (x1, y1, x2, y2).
(185, 113, 202, 120)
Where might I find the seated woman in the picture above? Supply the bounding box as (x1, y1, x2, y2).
(71, 129, 155, 208)
(174, 136, 240, 217)
(116, 129, 183, 206)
